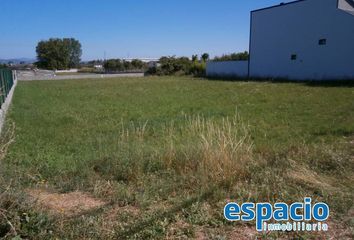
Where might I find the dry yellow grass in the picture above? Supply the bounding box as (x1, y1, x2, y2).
(27, 189, 106, 217)
(154, 115, 255, 185)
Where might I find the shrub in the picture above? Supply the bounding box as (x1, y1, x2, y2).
(147, 56, 207, 77)
(189, 61, 206, 77)
(103, 59, 147, 72)
(213, 51, 249, 61)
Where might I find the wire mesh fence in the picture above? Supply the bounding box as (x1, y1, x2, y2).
(0, 69, 15, 107)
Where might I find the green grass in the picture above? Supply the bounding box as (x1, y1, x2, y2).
(1, 76, 354, 239)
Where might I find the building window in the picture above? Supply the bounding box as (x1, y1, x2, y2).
(291, 54, 297, 60)
(319, 39, 327, 45)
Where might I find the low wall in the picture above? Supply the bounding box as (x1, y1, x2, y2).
(0, 70, 17, 134)
(18, 71, 144, 81)
(206, 61, 249, 78)
(55, 69, 79, 73)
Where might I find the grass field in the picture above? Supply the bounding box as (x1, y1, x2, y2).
(0, 76, 353, 239)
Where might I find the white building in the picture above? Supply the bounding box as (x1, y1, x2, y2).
(94, 64, 103, 69)
(208, 0, 354, 80)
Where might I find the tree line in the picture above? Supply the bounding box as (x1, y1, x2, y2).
(149, 52, 249, 76)
(147, 54, 209, 77)
(34, 38, 249, 77)
(213, 51, 249, 61)
(103, 53, 210, 76)
(103, 59, 147, 72)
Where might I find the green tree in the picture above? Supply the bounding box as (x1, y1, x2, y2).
(123, 60, 132, 71)
(201, 53, 210, 62)
(131, 59, 145, 70)
(64, 38, 82, 68)
(192, 55, 198, 62)
(190, 61, 206, 77)
(146, 54, 208, 76)
(36, 38, 82, 70)
(104, 59, 124, 72)
(148, 56, 205, 76)
(103, 59, 117, 71)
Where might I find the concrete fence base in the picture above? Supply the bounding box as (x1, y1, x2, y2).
(0, 71, 17, 134)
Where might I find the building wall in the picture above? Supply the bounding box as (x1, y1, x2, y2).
(249, 0, 354, 80)
(206, 61, 249, 77)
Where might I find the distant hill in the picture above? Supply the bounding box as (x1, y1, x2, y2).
(0, 58, 36, 64)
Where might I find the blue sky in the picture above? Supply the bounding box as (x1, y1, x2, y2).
(1, 0, 287, 60)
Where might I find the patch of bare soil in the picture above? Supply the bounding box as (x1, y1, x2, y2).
(315, 219, 354, 240)
(27, 189, 106, 217)
(165, 220, 192, 239)
(98, 204, 141, 234)
(194, 227, 208, 240)
(104, 205, 140, 223)
(227, 225, 260, 240)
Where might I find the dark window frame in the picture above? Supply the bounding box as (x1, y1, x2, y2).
(319, 39, 327, 45)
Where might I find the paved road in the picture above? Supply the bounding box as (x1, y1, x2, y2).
(17, 70, 144, 81)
